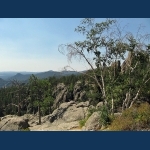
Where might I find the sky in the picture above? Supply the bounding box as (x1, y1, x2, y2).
(0, 18, 150, 72)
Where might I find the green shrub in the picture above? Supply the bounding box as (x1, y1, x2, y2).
(20, 128, 30, 131)
(99, 105, 110, 126)
(87, 107, 97, 118)
(109, 103, 150, 130)
(79, 119, 87, 128)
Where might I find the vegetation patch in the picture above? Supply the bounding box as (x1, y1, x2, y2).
(79, 107, 98, 128)
(79, 119, 87, 128)
(20, 128, 30, 131)
(109, 103, 150, 131)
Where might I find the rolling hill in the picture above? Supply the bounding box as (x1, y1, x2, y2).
(0, 70, 80, 88)
(0, 78, 8, 88)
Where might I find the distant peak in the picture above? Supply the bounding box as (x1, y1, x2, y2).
(16, 73, 23, 76)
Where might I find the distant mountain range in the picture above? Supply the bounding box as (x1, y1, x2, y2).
(0, 78, 8, 88)
(0, 71, 39, 80)
(0, 70, 80, 88)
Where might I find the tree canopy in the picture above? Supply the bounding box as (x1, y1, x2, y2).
(59, 18, 150, 114)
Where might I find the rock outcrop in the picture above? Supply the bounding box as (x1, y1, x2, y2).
(0, 115, 29, 131)
(49, 101, 89, 123)
(73, 81, 87, 101)
(53, 83, 71, 108)
(111, 60, 121, 72)
(83, 112, 101, 131)
(49, 101, 75, 122)
(0, 101, 102, 131)
(62, 105, 86, 122)
(52, 81, 88, 110)
(121, 52, 132, 73)
(96, 102, 103, 109)
(28, 101, 91, 131)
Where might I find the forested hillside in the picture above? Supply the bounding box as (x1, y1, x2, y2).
(0, 70, 80, 88)
(0, 74, 84, 117)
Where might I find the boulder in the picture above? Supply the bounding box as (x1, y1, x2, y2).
(49, 101, 88, 123)
(84, 112, 101, 131)
(29, 120, 80, 131)
(0, 115, 29, 131)
(49, 101, 75, 123)
(23, 114, 40, 126)
(57, 121, 80, 131)
(74, 92, 81, 101)
(96, 102, 103, 109)
(62, 106, 85, 122)
(78, 91, 87, 101)
(77, 101, 89, 108)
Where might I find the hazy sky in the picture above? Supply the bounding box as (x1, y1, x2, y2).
(0, 18, 150, 72)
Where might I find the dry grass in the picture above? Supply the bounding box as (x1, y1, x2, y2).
(109, 103, 150, 131)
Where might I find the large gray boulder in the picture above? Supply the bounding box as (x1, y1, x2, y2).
(62, 106, 85, 122)
(49, 101, 89, 123)
(23, 114, 41, 126)
(49, 101, 75, 122)
(84, 112, 101, 131)
(77, 101, 89, 108)
(0, 115, 29, 131)
(96, 102, 103, 109)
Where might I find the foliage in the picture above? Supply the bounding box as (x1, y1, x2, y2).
(99, 105, 110, 126)
(59, 18, 150, 114)
(28, 75, 54, 124)
(0, 18, 150, 132)
(79, 105, 111, 128)
(87, 107, 97, 117)
(20, 128, 30, 131)
(79, 118, 87, 128)
(109, 103, 150, 130)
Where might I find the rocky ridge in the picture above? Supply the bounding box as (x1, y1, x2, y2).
(0, 101, 103, 131)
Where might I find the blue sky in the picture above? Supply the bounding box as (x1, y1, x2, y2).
(0, 18, 150, 72)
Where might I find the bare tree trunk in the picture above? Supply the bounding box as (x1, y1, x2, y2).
(18, 92, 21, 116)
(114, 60, 116, 78)
(100, 73, 107, 104)
(67, 49, 106, 104)
(122, 92, 130, 112)
(38, 105, 41, 125)
(129, 77, 150, 108)
(80, 51, 104, 94)
(129, 89, 140, 108)
(18, 104, 21, 116)
(111, 98, 114, 115)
